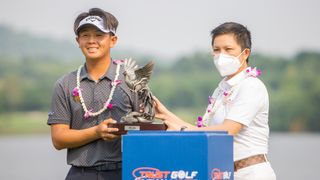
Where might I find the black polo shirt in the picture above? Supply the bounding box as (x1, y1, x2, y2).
(48, 61, 138, 167)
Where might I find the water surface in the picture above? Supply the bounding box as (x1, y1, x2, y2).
(0, 133, 319, 180)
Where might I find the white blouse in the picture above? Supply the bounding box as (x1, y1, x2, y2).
(209, 70, 270, 161)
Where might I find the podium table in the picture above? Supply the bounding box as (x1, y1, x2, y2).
(122, 131, 233, 180)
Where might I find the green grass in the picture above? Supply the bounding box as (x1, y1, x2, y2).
(0, 109, 202, 134)
(172, 107, 204, 125)
(0, 111, 50, 134)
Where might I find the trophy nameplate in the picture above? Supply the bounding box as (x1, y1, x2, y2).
(108, 122, 167, 135)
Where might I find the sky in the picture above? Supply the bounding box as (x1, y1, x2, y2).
(0, 0, 319, 59)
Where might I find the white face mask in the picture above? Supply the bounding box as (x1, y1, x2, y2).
(213, 50, 246, 77)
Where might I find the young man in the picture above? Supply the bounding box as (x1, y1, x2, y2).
(155, 22, 276, 179)
(47, 8, 137, 180)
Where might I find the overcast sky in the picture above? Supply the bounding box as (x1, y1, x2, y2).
(0, 0, 319, 58)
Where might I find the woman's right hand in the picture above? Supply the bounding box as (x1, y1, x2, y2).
(153, 96, 171, 120)
(153, 96, 191, 130)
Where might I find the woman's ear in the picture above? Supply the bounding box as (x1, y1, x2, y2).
(244, 48, 251, 60)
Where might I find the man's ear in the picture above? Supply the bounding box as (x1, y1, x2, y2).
(109, 35, 118, 48)
(76, 37, 80, 47)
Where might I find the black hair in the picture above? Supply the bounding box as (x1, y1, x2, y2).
(211, 22, 252, 62)
(73, 8, 118, 36)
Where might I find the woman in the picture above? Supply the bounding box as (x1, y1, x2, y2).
(155, 22, 276, 180)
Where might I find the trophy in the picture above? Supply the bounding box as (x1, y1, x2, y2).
(109, 58, 167, 135)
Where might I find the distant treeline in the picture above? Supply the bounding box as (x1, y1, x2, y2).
(0, 51, 319, 132)
(151, 51, 320, 132)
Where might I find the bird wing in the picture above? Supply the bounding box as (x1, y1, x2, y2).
(134, 61, 155, 82)
(123, 58, 138, 79)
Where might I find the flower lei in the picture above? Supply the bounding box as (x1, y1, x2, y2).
(197, 67, 261, 127)
(72, 59, 125, 119)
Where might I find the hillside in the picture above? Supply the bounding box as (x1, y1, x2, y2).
(0, 25, 81, 60)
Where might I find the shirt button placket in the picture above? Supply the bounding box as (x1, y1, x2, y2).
(93, 83, 100, 125)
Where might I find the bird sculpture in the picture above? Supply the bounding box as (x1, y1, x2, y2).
(120, 58, 156, 123)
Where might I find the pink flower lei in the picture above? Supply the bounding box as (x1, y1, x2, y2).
(198, 67, 261, 127)
(72, 59, 125, 119)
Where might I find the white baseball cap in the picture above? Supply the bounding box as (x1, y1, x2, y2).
(75, 16, 116, 35)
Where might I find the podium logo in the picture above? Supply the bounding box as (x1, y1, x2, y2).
(132, 167, 198, 180)
(211, 168, 232, 180)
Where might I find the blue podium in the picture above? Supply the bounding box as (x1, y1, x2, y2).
(122, 131, 233, 180)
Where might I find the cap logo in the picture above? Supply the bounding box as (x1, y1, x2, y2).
(76, 15, 116, 35)
(85, 16, 102, 22)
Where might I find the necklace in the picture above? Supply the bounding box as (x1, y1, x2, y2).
(72, 60, 124, 119)
(198, 67, 261, 127)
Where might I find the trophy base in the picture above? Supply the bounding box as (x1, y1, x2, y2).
(108, 122, 167, 135)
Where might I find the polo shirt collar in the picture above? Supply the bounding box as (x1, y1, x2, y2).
(225, 68, 247, 87)
(79, 61, 117, 81)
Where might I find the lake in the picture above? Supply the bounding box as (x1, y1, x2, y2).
(0, 132, 319, 180)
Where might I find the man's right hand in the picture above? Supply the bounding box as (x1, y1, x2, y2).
(95, 118, 120, 141)
(51, 118, 120, 150)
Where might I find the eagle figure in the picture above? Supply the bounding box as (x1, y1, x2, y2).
(120, 58, 155, 123)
